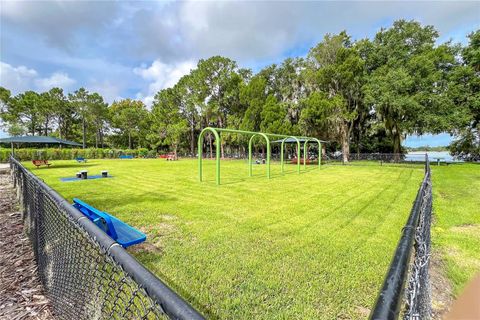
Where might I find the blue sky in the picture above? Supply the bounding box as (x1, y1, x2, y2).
(1, 1, 479, 144)
(404, 133, 454, 147)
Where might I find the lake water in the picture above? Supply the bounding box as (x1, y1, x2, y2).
(405, 151, 462, 163)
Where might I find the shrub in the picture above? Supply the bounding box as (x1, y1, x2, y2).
(0, 147, 156, 162)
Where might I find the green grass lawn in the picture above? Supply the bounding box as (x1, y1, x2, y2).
(431, 163, 480, 295)
(25, 159, 437, 319)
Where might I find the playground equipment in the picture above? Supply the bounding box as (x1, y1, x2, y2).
(198, 127, 324, 185)
(303, 138, 322, 169)
(280, 136, 301, 174)
(73, 198, 146, 248)
(248, 133, 271, 178)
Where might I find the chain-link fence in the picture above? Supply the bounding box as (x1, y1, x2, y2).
(324, 153, 420, 165)
(203, 152, 429, 165)
(9, 156, 204, 320)
(370, 155, 432, 320)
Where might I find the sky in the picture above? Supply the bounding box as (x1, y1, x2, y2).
(1, 0, 479, 144)
(403, 133, 453, 147)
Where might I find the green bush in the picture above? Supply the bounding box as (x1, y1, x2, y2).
(137, 148, 149, 157)
(147, 150, 157, 158)
(0, 148, 9, 162)
(0, 147, 157, 162)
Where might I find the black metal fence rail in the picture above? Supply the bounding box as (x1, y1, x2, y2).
(9, 156, 204, 320)
(370, 155, 432, 320)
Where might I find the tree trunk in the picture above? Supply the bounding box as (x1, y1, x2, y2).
(95, 129, 99, 149)
(356, 124, 361, 157)
(173, 144, 178, 160)
(218, 116, 225, 159)
(190, 125, 195, 156)
(58, 118, 63, 140)
(44, 119, 49, 136)
(208, 134, 213, 159)
(128, 131, 132, 149)
(82, 117, 86, 149)
(30, 117, 36, 136)
(341, 123, 350, 163)
(392, 125, 402, 161)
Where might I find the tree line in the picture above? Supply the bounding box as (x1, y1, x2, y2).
(1, 20, 479, 161)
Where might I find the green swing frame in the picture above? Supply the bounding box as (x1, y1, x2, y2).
(198, 127, 323, 185)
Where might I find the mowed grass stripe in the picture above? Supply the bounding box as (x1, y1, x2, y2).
(431, 164, 480, 295)
(27, 159, 424, 319)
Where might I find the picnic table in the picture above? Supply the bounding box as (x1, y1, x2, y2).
(159, 153, 177, 160)
(166, 153, 177, 161)
(32, 160, 51, 168)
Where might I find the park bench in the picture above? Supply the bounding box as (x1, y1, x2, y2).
(32, 160, 51, 168)
(72, 198, 146, 248)
(119, 155, 133, 159)
(75, 157, 87, 163)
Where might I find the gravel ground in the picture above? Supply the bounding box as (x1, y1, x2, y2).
(0, 170, 53, 320)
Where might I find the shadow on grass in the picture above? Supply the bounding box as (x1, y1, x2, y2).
(29, 163, 99, 170)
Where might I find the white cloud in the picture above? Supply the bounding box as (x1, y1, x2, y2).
(0, 61, 75, 93)
(1, 0, 478, 105)
(35, 72, 75, 91)
(0, 62, 38, 92)
(3, 1, 478, 67)
(134, 59, 195, 105)
(1, 1, 119, 50)
(87, 80, 123, 104)
(128, 1, 480, 64)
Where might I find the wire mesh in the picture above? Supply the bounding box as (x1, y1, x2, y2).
(9, 157, 204, 320)
(370, 155, 433, 320)
(403, 164, 432, 320)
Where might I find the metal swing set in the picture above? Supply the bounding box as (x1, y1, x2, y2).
(197, 127, 325, 185)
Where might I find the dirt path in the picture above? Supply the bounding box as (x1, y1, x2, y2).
(0, 168, 53, 319)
